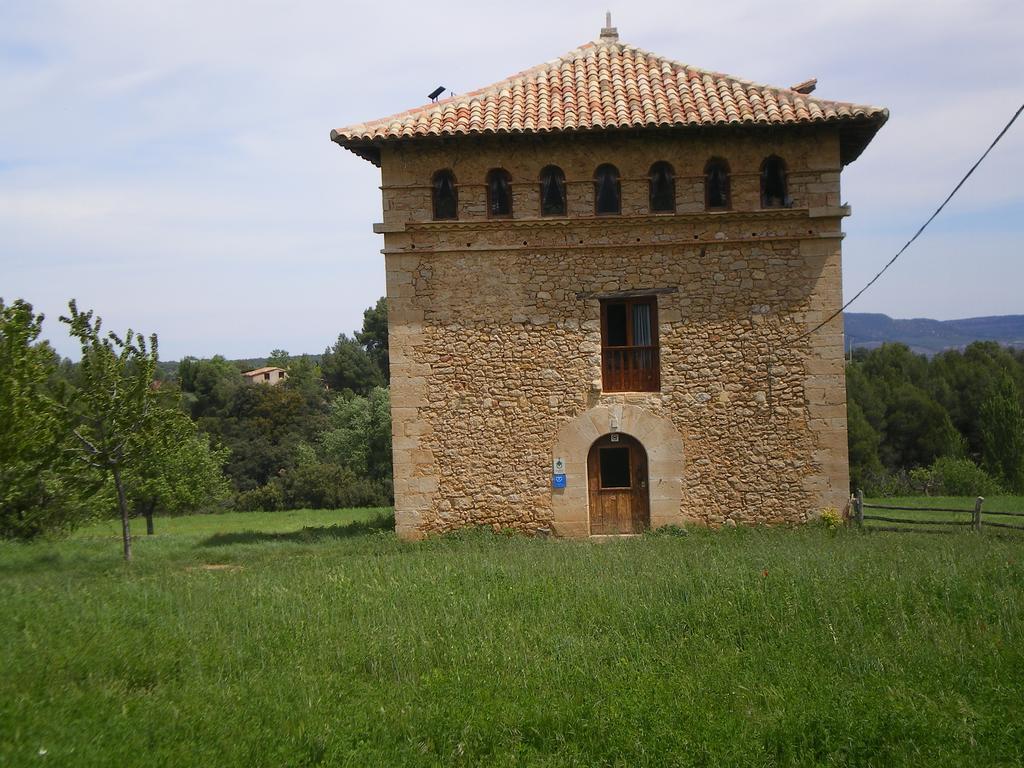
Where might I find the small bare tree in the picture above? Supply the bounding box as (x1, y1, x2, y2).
(61, 301, 158, 561)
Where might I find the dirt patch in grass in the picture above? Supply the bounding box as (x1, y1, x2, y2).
(188, 563, 244, 572)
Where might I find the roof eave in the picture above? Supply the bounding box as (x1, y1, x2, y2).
(331, 112, 889, 168)
(838, 110, 889, 167)
(331, 130, 382, 166)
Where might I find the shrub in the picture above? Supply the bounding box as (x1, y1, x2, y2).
(235, 464, 393, 512)
(333, 476, 392, 508)
(819, 507, 842, 530)
(235, 483, 283, 512)
(928, 457, 1004, 496)
(860, 468, 916, 498)
(908, 466, 936, 495)
(861, 459, 1005, 498)
(278, 463, 392, 510)
(278, 463, 349, 509)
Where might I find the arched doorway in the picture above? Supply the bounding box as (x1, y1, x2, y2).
(588, 434, 650, 534)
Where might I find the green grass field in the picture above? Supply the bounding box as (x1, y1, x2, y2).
(2, 509, 1023, 767)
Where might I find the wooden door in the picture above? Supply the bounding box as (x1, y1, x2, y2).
(587, 434, 650, 535)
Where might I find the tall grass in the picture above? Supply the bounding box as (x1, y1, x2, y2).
(1, 510, 1022, 766)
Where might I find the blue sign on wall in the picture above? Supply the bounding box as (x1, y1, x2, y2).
(552, 473, 567, 489)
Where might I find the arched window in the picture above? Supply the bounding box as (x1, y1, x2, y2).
(432, 169, 458, 220)
(760, 156, 788, 208)
(594, 164, 620, 215)
(539, 165, 566, 216)
(648, 161, 675, 213)
(704, 158, 731, 210)
(486, 168, 513, 218)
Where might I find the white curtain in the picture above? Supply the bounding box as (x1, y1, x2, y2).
(633, 303, 652, 347)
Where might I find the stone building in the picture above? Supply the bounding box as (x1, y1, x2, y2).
(241, 366, 288, 386)
(330, 21, 887, 539)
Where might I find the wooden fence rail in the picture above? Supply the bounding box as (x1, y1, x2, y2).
(853, 490, 1024, 534)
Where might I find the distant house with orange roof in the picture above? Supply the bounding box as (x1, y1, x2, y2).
(241, 366, 288, 386)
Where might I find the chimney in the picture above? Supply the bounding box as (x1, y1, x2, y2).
(600, 11, 619, 43)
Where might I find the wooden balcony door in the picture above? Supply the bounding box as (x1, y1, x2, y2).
(588, 434, 650, 535)
(600, 297, 660, 392)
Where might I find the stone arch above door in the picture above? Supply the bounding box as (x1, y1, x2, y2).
(550, 405, 685, 537)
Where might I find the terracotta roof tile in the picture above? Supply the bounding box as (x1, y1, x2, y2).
(332, 38, 887, 166)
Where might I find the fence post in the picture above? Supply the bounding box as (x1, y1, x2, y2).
(855, 489, 864, 530)
(973, 496, 984, 533)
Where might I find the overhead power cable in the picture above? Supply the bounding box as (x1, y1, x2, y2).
(787, 102, 1024, 347)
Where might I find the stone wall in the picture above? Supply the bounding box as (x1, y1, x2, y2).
(375, 127, 851, 539)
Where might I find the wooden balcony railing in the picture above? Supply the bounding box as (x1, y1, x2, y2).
(601, 345, 661, 392)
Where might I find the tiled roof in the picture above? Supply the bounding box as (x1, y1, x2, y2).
(242, 367, 286, 377)
(331, 34, 887, 167)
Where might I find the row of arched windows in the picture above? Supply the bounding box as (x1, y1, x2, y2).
(430, 157, 790, 220)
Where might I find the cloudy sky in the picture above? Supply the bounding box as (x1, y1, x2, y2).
(2, 0, 1021, 360)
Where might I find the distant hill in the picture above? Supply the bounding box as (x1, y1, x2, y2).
(845, 313, 1024, 356)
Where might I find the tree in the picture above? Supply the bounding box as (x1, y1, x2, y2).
(321, 333, 384, 395)
(282, 354, 324, 400)
(60, 301, 161, 561)
(846, 361, 886, 434)
(880, 383, 962, 470)
(356, 297, 389, 380)
(929, 342, 1024, 460)
(125, 407, 231, 535)
(196, 381, 328, 491)
(847, 400, 882, 492)
(268, 349, 290, 369)
(320, 386, 392, 481)
(0, 300, 97, 539)
(859, 343, 929, 393)
(179, 355, 242, 419)
(979, 376, 1024, 492)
